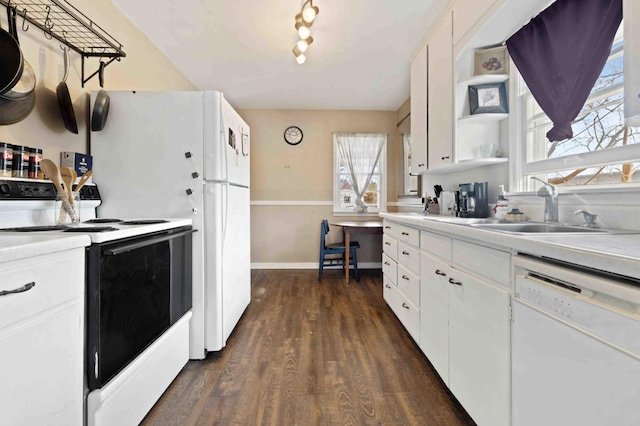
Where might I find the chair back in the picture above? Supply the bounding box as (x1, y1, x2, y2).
(320, 219, 330, 251)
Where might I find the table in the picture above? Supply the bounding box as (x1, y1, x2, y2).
(330, 220, 383, 284)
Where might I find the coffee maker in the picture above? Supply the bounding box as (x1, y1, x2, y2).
(455, 182, 489, 218)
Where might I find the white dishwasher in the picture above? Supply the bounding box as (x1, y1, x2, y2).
(512, 255, 640, 426)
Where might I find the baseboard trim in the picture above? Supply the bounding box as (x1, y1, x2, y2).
(251, 262, 382, 270)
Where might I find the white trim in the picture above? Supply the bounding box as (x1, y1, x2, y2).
(251, 262, 382, 270)
(250, 200, 332, 206)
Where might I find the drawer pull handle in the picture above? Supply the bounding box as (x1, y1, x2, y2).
(402, 303, 410, 310)
(385, 284, 391, 288)
(384, 261, 391, 265)
(0, 281, 35, 297)
(385, 226, 391, 229)
(402, 251, 410, 256)
(418, 163, 425, 167)
(435, 269, 446, 276)
(441, 155, 450, 160)
(384, 242, 391, 245)
(448, 278, 462, 286)
(401, 232, 409, 236)
(402, 275, 410, 280)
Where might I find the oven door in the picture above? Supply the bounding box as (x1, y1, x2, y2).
(86, 227, 194, 390)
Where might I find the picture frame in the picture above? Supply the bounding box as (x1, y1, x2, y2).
(474, 46, 509, 76)
(468, 82, 508, 114)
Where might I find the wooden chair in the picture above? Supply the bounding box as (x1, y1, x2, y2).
(318, 219, 360, 281)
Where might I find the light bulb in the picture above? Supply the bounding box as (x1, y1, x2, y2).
(296, 36, 313, 53)
(302, 5, 318, 23)
(296, 54, 306, 64)
(296, 22, 311, 39)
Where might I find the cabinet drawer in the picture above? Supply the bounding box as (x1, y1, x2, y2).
(398, 242, 420, 274)
(395, 224, 420, 247)
(383, 235, 398, 261)
(420, 230, 452, 262)
(383, 276, 399, 307)
(382, 253, 397, 285)
(0, 250, 84, 330)
(397, 264, 420, 307)
(393, 293, 420, 344)
(452, 239, 510, 288)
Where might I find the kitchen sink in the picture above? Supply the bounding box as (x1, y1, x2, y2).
(420, 216, 502, 225)
(471, 222, 609, 234)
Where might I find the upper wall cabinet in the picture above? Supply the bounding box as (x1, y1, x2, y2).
(410, 44, 429, 175)
(427, 12, 454, 171)
(452, 0, 503, 57)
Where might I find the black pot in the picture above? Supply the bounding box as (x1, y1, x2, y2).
(1, 7, 35, 101)
(0, 21, 23, 96)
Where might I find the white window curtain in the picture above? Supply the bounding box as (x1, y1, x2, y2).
(335, 133, 385, 212)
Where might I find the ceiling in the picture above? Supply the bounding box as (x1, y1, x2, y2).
(110, 0, 450, 111)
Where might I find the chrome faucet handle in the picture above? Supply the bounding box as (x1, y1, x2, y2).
(574, 209, 599, 228)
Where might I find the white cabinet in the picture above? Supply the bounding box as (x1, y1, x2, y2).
(410, 43, 428, 174)
(419, 252, 451, 383)
(382, 220, 421, 343)
(427, 11, 454, 170)
(447, 267, 511, 426)
(0, 248, 85, 426)
(452, 0, 503, 53)
(419, 229, 511, 426)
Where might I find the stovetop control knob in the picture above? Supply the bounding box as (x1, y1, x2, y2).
(0, 183, 11, 195)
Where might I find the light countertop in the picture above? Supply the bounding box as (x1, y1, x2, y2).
(380, 212, 640, 281)
(0, 234, 91, 264)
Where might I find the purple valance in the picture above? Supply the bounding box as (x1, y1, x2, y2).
(506, 0, 622, 142)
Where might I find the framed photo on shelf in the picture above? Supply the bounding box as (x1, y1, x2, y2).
(474, 46, 509, 76)
(468, 83, 508, 114)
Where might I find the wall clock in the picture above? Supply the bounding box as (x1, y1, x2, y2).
(284, 126, 303, 145)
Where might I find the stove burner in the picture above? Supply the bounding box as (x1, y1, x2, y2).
(119, 220, 169, 225)
(84, 219, 122, 224)
(63, 227, 119, 233)
(0, 225, 68, 232)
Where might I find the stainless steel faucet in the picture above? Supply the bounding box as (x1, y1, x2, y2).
(531, 177, 558, 222)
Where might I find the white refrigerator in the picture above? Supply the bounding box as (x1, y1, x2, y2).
(90, 90, 251, 359)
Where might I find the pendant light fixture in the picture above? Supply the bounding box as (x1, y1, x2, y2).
(293, 0, 319, 64)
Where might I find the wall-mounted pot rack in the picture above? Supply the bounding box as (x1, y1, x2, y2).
(0, 0, 126, 87)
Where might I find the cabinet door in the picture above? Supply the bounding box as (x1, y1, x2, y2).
(452, 0, 502, 48)
(419, 252, 450, 384)
(0, 305, 83, 425)
(427, 12, 454, 169)
(448, 268, 510, 426)
(410, 43, 428, 174)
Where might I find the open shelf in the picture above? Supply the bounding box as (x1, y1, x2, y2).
(423, 158, 509, 175)
(459, 113, 509, 122)
(458, 74, 509, 86)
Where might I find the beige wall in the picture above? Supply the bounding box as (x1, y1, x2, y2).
(239, 108, 401, 267)
(0, 0, 196, 163)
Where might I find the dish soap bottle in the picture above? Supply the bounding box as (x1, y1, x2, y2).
(493, 185, 509, 220)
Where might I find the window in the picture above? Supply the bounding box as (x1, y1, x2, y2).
(518, 21, 640, 189)
(333, 133, 386, 214)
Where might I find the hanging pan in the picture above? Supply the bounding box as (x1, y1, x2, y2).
(0, 7, 35, 125)
(56, 45, 78, 134)
(91, 61, 110, 131)
(0, 8, 23, 96)
(1, 7, 35, 101)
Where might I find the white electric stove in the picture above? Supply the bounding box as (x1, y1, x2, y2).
(0, 177, 194, 426)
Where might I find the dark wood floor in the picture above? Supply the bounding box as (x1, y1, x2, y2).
(141, 269, 475, 425)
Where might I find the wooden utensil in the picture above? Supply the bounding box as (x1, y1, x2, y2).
(61, 166, 74, 204)
(40, 159, 76, 222)
(73, 170, 93, 196)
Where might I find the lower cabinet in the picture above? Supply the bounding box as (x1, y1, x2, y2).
(447, 266, 511, 426)
(0, 248, 85, 426)
(420, 241, 511, 426)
